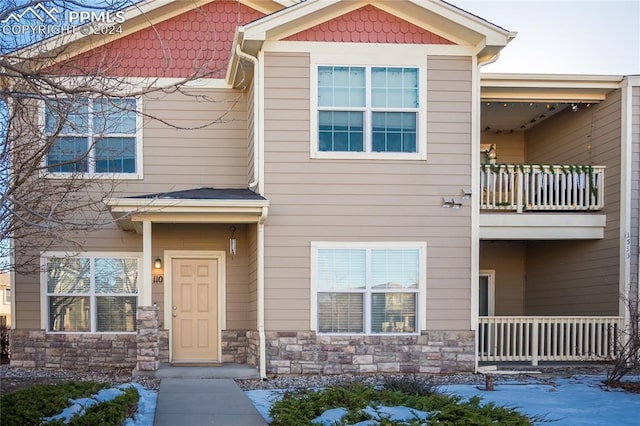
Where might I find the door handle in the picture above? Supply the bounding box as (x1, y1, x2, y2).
(172, 313, 177, 317)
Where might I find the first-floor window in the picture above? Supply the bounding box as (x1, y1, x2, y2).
(45, 254, 139, 332)
(314, 243, 424, 334)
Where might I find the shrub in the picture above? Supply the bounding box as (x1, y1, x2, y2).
(0, 324, 9, 359)
(269, 380, 538, 426)
(47, 386, 140, 426)
(0, 381, 107, 426)
(0, 381, 140, 426)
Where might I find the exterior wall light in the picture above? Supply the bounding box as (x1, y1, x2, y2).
(154, 258, 162, 269)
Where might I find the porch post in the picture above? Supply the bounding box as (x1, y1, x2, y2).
(141, 220, 152, 306)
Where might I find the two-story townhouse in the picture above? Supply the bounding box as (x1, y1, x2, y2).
(7, 0, 639, 378)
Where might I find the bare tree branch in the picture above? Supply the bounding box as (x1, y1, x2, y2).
(2, 0, 251, 273)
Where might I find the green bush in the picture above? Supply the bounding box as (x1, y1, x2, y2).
(269, 378, 539, 426)
(0, 381, 139, 426)
(0, 381, 107, 426)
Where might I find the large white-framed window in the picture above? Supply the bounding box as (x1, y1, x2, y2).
(311, 242, 427, 335)
(43, 97, 142, 178)
(312, 64, 425, 160)
(41, 252, 141, 333)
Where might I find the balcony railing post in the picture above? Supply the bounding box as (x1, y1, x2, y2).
(516, 169, 523, 213)
(531, 317, 539, 366)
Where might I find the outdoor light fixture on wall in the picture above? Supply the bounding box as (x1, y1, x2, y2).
(441, 197, 462, 209)
(442, 197, 454, 208)
(229, 225, 237, 256)
(154, 258, 162, 269)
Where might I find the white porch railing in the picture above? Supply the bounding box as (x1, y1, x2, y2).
(480, 164, 605, 213)
(478, 316, 624, 365)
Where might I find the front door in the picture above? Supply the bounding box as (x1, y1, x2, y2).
(172, 258, 218, 362)
(478, 271, 495, 316)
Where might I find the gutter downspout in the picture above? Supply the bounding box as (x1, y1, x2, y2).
(473, 52, 501, 374)
(235, 43, 267, 379)
(235, 44, 260, 192)
(257, 208, 268, 380)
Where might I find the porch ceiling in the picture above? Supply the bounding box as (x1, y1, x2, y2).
(106, 187, 269, 233)
(480, 73, 622, 133)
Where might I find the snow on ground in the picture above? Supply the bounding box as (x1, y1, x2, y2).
(42, 383, 157, 426)
(245, 375, 640, 425)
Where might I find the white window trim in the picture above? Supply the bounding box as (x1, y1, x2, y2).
(41, 97, 144, 180)
(40, 251, 142, 333)
(310, 60, 427, 161)
(310, 241, 427, 335)
(3, 288, 10, 305)
(479, 269, 495, 316)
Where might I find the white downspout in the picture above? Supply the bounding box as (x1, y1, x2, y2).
(235, 43, 267, 379)
(257, 210, 267, 380)
(473, 53, 501, 374)
(620, 78, 633, 329)
(235, 45, 260, 193)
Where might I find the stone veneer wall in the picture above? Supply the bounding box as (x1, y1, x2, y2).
(159, 330, 169, 363)
(221, 330, 249, 363)
(10, 330, 137, 369)
(247, 330, 259, 367)
(264, 331, 475, 375)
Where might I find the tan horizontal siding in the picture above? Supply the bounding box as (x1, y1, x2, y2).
(631, 86, 640, 301)
(262, 52, 473, 332)
(153, 224, 253, 330)
(524, 89, 622, 315)
(113, 89, 249, 197)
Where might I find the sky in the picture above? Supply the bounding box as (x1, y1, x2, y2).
(452, 0, 640, 75)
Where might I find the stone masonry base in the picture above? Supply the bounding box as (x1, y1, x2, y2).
(262, 330, 475, 375)
(9, 330, 138, 369)
(9, 328, 476, 373)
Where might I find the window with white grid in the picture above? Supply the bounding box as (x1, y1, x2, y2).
(313, 243, 425, 335)
(44, 254, 139, 333)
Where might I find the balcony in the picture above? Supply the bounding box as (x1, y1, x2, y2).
(479, 164, 606, 240)
(480, 164, 605, 213)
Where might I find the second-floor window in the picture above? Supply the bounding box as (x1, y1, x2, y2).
(45, 97, 139, 175)
(317, 66, 419, 155)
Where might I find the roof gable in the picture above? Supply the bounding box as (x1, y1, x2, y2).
(284, 4, 454, 44)
(51, 0, 265, 79)
(239, 0, 514, 61)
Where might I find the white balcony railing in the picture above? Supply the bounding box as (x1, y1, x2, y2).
(478, 316, 624, 365)
(480, 164, 605, 213)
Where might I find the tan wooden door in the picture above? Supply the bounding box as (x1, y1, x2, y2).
(172, 258, 218, 362)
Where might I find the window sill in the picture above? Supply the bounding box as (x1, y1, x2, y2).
(311, 151, 426, 161)
(316, 332, 420, 337)
(45, 331, 137, 334)
(43, 172, 143, 180)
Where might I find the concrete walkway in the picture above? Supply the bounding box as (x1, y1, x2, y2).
(150, 364, 267, 426)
